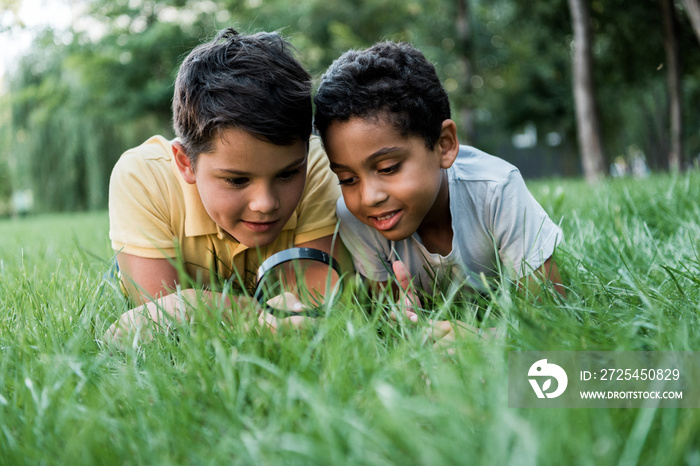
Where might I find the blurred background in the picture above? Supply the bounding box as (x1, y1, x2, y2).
(0, 0, 698, 214)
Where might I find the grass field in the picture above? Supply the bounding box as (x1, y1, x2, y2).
(1, 172, 699, 465)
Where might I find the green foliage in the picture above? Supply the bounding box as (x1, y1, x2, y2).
(0, 93, 11, 214)
(0, 173, 699, 464)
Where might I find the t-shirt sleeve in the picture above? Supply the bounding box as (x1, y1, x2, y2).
(489, 169, 563, 278)
(109, 150, 177, 258)
(293, 137, 343, 245)
(336, 197, 392, 282)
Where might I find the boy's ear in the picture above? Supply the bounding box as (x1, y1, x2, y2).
(437, 119, 459, 169)
(173, 141, 197, 184)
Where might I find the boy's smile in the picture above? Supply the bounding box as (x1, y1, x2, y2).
(369, 209, 403, 231)
(323, 115, 458, 243)
(174, 128, 308, 248)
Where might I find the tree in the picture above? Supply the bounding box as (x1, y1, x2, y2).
(682, 0, 700, 43)
(660, 0, 683, 172)
(453, 0, 474, 143)
(567, 0, 606, 183)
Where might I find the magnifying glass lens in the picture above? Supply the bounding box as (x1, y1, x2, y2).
(254, 248, 343, 317)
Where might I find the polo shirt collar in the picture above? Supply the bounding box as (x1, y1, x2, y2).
(171, 156, 218, 237)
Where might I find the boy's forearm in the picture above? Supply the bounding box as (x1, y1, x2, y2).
(132, 289, 251, 324)
(102, 289, 257, 347)
(520, 257, 566, 299)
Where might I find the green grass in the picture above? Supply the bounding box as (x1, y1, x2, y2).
(1, 172, 699, 465)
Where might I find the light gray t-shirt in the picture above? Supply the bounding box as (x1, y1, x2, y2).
(336, 145, 563, 291)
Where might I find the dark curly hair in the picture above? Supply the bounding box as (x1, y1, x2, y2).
(173, 28, 312, 167)
(313, 41, 451, 149)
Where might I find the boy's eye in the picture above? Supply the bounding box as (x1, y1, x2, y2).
(378, 163, 400, 175)
(225, 177, 249, 187)
(337, 175, 358, 186)
(277, 168, 301, 181)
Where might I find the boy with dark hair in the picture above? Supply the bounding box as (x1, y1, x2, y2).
(104, 29, 345, 344)
(314, 42, 564, 338)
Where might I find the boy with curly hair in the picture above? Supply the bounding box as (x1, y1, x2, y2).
(314, 41, 564, 343)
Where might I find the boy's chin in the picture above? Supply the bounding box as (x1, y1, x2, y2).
(230, 230, 279, 249)
(376, 229, 413, 242)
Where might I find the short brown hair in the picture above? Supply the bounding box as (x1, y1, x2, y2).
(172, 28, 312, 167)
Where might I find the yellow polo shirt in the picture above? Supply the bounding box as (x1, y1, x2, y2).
(108, 135, 340, 292)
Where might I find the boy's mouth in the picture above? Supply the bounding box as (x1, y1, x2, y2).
(368, 210, 402, 231)
(242, 220, 279, 233)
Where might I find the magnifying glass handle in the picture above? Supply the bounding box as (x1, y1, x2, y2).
(265, 308, 322, 318)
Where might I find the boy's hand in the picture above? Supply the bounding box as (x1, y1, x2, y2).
(265, 291, 309, 314)
(389, 261, 503, 350)
(423, 319, 463, 352)
(391, 260, 421, 323)
(422, 320, 502, 351)
(258, 292, 314, 332)
(101, 306, 163, 351)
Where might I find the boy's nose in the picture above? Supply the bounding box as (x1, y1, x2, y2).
(249, 185, 279, 213)
(360, 179, 388, 207)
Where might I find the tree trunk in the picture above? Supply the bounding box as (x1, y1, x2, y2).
(567, 0, 606, 183)
(455, 0, 474, 144)
(682, 0, 700, 44)
(660, 0, 683, 172)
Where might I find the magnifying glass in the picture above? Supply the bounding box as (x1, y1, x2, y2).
(253, 247, 343, 318)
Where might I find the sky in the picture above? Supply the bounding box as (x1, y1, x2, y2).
(0, 0, 75, 86)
